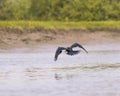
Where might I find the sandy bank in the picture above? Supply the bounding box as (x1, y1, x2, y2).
(0, 28, 120, 49)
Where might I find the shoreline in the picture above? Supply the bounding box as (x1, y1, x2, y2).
(0, 29, 120, 50)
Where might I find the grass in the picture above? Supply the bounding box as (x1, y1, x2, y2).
(0, 21, 120, 30)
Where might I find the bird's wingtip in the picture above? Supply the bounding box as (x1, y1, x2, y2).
(86, 50, 88, 53)
(54, 58, 57, 61)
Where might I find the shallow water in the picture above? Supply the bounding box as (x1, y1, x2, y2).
(0, 44, 120, 96)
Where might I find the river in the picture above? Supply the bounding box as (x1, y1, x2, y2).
(0, 43, 120, 96)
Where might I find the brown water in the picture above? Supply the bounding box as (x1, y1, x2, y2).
(0, 44, 120, 96)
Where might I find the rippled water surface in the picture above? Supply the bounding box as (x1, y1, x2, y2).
(0, 44, 120, 96)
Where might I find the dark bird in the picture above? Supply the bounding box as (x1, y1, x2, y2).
(54, 43, 88, 61)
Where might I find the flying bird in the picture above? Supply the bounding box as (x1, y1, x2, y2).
(54, 43, 88, 61)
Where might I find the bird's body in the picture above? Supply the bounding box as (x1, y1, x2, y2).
(65, 47, 80, 55)
(66, 50, 80, 55)
(54, 43, 88, 61)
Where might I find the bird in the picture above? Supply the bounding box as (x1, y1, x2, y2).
(54, 43, 88, 61)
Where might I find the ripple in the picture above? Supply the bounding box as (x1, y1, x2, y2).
(53, 63, 120, 70)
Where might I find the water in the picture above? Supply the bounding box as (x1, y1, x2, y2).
(0, 44, 120, 96)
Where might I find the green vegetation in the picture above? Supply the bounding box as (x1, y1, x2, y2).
(0, 21, 120, 30)
(0, 0, 120, 31)
(0, 0, 120, 21)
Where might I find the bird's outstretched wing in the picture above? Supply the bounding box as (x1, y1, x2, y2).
(70, 43, 88, 53)
(54, 47, 66, 61)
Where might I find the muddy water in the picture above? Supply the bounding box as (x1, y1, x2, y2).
(0, 44, 120, 96)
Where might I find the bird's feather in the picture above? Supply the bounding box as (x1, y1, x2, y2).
(70, 43, 88, 53)
(54, 47, 66, 61)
